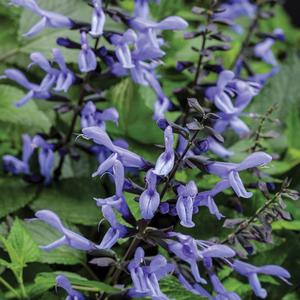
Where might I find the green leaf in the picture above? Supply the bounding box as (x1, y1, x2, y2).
(272, 220, 300, 231)
(4, 219, 40, 267)
(0, 177, 38, 218)
(107, 78, 162, 145)
(159, 276, 205, 300)
(31, 271, 119, 296)
(286, 108, 300, 149)
(30, 178, 102, 225)
(24, 221, 85, 265)
(0, 85, 51, 133)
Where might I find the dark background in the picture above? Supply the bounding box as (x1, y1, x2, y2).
(284, 0, 300, 27)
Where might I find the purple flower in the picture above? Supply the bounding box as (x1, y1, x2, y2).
(3, 134, 33, 175)
(209, 272, 241, 300)
(176, 181, 198, 228)
(97, 205, 128, 249)
(178, 274, 211, 298)
(153, 126, 174, 176)
(128, 247, 174, 299)
(195, 181, 227, 220)
(166, 233, 235, 283)
(130, 16, 188, 51)
(78, 31, 97, 72)
(31, 210, 96, 251)
(214, 0, 256, 34)
(134, 0, 160, 19)
(254, 29, 284, 66)
(82, 126, 146, 169)
(80, 101, 118, 129)
(56, 275, 85, 300)
(139, 169, 160, 220)
(10, 0, 74, 37)
(207, 136, 234, 158)
(32, 135, 55, 184)
(89, 0, 105, 38)
(232, 260, 291, 298)
(110, 29, 137, 69)
(52, 48, 75, 92)
(206, 70, 260, 138)
(206, 152, 272, 198)
(3, 69, 50, 107)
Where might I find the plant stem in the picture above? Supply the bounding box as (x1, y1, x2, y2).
(221, 190, 282, 244)
(0, 277, 20, 299)
(54, 38, 100, 180)
(250, 104, 277, 152)
(230, 6, 261, 69)
(193, 17, 210, 86)
(106, 130, 200, 289)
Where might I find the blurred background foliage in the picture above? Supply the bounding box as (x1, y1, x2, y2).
(0, 0, 300, 299)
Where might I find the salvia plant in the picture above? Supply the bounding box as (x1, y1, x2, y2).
(0, 0, 300, 299)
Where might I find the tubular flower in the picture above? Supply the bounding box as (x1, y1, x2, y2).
(153, 126, 175, 176)
(78, 31, 97, 72)
(56, 275, 85, 300)
(176, 181, 198, 228)
(82, 126, 147, 169)
(232, 260, 291, 298)
(3, 69, 51, 107)
(3, 134, 33, 175)
(166, 232, 235, 283)
(10, 0, 74, 37)
(31, 210, 96, 251)
(206, 152, 272, 198)
(89, 0, 105, 37)
(128, 247, 174, 300)
(139, 169, 160, 220)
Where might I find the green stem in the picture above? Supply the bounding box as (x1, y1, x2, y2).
(0, 277, 20, 299)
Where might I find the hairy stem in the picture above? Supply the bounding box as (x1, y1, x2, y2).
(221, 189, 283, 244)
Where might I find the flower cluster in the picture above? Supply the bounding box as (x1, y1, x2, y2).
(1, 0, 297, 299)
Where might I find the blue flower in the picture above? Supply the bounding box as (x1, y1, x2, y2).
(139, 169, 160, 220)
(56, 275, 85, 300)
(3, 134, 33, 175)
(3, 69, 50, 107)
(206, 152, 272, 198)
(206, 70, 260, 139)
(232, 260, 291, 298)
(10, 0, 74, 37)
(153, 126, 175, 176)
(178, 274, 211, 298)
(52, 48, 75, 92)
(214, 0, 256, 34)
(254, 29, 284, 66)
(167, 233, 235, 283)
(31, 210, 96, 251)
(32, 135, 55, 184)
(209, 272, 241, 300)
(195, 181, 227, 220)
(110, 29, 137, 69)
(80, 101, 119, 129)
(97, 205, 128, 249)
(78, 31, 97, 72)
(128, 247, 174, 299)
(176, 181, 198, 228)
(82, 126, 147, 169)
(89, 0, 105, 38)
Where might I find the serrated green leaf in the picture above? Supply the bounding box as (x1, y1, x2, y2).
(0, 85, 51, 133)
(24, 221, 85, 265)
(5, 219, 40, 267)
